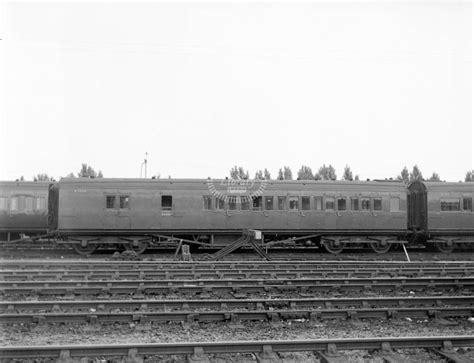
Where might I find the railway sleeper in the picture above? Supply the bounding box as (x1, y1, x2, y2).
(2, 337, 473, 362)
(376, 342, 406, 363)
(315, 343, 347, 363)
(431, 340, 473, 363)
(255, 345, 279, 363)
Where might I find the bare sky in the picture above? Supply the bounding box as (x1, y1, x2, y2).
(1, 1, 472, 181)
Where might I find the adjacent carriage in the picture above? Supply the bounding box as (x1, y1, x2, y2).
(0, 181, 50, 241)
(408, 181, 474, 252)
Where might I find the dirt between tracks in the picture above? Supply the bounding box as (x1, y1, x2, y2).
(2, 318, 474, 362)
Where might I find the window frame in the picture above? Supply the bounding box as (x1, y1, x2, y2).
(373, 197, 382, 211)
(277, 196, 287, 211)
(203, 196, 213, 211)
(0, 196, 7, 211)
(337, 197, 346, 211)
(325, 197, 335, 211)
(360, 197, 371, 211)
(10, 196, 19, 211)
(264, 196, 274, 211)
(215, 197, 225, 211)
(301, 196, 311, 211)
(389, 197, 400, 212)
(106, 195, 116, 209)
(228, 196, 238, 211)
(440, 198, 461, 212)
(240, 196, 250, 211)
(119, 195, 130, 209)
(462, 197, 472, 212)
(24, 196, 34, 211)
(288, 196, 299, 211)
(314, 196, 323, 211)
(161, 195, 173, 211)
(34, 197, 46, 211)
(350, 197, 359, 211)
(252, 196, 262, 211)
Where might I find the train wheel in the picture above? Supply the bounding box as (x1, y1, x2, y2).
(72, 243, 98, 255)
(125, 241, 148, 255)
(369, 242, 391, 254)
(435, 242, 454, 253)
(323, 240, 344, 254)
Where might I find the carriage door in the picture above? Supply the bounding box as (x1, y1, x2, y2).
(407, 181, 427, 232)
(116, 194, 131, 230)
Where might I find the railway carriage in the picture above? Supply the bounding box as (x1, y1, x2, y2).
(0, 181, 50, 241)
(408, 181, 474, 252)
(49, 178, 408, 254)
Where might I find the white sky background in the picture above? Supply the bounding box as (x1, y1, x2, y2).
(0, 1, 472, 181)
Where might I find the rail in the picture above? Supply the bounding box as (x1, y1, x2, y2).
(1, 336, 473, 361)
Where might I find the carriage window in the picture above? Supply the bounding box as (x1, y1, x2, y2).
(463, 197, 472, 212)
(390, 197, 400, 212)
(253, 196, 262, 211)
(361, 198, 371, 210)
(35, 197, 46, 210)
(10, 196, 19, 211)
(119, 196, 130, 209)
(440, 198, 460, 211)
(337, 197, 346, 211)
(106, 196, 116, 209)
(289, 197, 299, 210)
(0, 197, 7, 210)
(302, 196, 310, 210)
(215, 197, 225, 210)
(277, 196, 286, 210)
(203, 196, 213, 210)
(351, 197, 359, 211)
(265, 196, 274, 210)
(325, 197, 335, 211)
(228, 197, 238, 210)
(25, 196, 34, 211)
(314, 196, 322, 210)
(240, 196, 250, 210)
(373, 197, 382, 211)
(161, 195, 172, 211)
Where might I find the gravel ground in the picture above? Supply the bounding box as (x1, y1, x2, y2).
(3, 316, 474, 345)
(2, 318, 474, 362)
(3, 286, 470, 302)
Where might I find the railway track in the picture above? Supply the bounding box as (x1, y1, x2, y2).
(2, 259, 472, 362)
(1, 276, 473, 298)
(2, 260, 473, 270)
(2, 260, 474, 282)
(1, 336, 473, 361)
(2, 296, 472, 313)
(2, 265, 473, 281)
(1, 296, 473, 326)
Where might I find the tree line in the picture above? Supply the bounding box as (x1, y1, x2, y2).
(24, 164, 104, 182)
(230, 165, 474, 183)
(20, 164, 474, 183)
